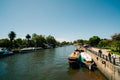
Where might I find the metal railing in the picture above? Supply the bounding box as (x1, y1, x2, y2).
(87, 48, 120, 66)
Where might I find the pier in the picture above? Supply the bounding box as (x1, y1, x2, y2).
(83, 47, 120, 80)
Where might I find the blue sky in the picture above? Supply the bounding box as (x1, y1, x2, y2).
(0, 0, 120, 42)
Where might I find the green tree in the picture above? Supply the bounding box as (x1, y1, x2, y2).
(26, 34, 31, 47)
(75, 39, 84, 45)
(32, 34, 46, 47)
(55, 41, 61, 46)
(89, 36, 100, 46)
(83, 40, 89, 44)
(110, 41, 120, 52)
(22, 39, 27, 47)
(111, 33, 120, 52)
(73, 40, 77, 44)
(0, 38, 10, 48)
(111, 33, 120, 41)
(32, 33, 37, 47)
(14, 38, 23, 48)
(37, 35, 46, 47)
(8, 31, 16, 48)
(98, 39, 111, 48)
(46, 35, 56, 48)
(61, 41, 70, 46)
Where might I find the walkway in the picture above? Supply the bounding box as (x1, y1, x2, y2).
(87, 47, 120, 66)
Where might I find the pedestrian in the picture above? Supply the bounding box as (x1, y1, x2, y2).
(111, 53, 116, 65)
(73, 52, 76, 56)
(108, 53, 111, 62)
(98, 50, 102, 57)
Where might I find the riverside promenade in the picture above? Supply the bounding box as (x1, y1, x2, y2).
(84, 47, 120, 80)
(89, 47, 120, 66)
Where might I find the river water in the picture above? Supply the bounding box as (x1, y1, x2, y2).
(0, 45, 107, 80)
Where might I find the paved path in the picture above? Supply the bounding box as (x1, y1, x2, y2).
(88, 47, 120, 66)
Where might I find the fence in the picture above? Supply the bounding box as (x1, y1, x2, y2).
(85, 47, 120, 80)
(87, 48, 120, 66)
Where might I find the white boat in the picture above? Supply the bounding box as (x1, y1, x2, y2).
(80, 52, 94, 70)
(19, 47, 35, 53)
(0, 48, 13, 56)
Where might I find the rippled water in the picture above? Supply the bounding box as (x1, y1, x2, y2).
(0, 45, 107, 80)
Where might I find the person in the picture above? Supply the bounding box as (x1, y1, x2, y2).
(111, 53, 116, 65)
(108, 53, 111, 62)
(73, 52, 76, 56)
(98, 50, 102, 57)
(74, 52, 76, 54)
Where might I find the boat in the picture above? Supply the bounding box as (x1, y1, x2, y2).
(80, 51, 95, 70)
(19, 47, 35, 53)
(34, 47, 42, 50)
(68, 50, 81, 69)
(0, 48, 14, 57)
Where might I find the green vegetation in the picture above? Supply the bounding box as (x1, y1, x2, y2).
(110, 33, 120, 53)
(8, 31, 16, 49)
(0, 38, 10, 48)
(98, 39, 111, 49)
(98, 33, 120, 55)
(89, 36, 100, 47)
(0, 31, 120, 55)
(73, 39, 89, 45)
(73, 33, 120, 55)
(0, 31, 71, 49)
(26, 34, 31, 47)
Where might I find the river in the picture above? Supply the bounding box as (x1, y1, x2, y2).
(0, 45, 107, 80)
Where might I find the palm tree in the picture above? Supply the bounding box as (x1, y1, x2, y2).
(26, 34, 31, 47)
(8, 31, 16, 49)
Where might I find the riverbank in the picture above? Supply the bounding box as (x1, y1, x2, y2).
(85, 47, 120, 80)
(90, 47, 120, 66)
(0, 46, 55, 58)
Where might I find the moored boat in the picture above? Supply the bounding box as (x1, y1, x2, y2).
(68, 50, 81, 69)
(19, 47, 35, 53)
(0, 48, 14, 57)
(80, 51, 95, 70)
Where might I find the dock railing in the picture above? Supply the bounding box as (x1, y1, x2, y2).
(80, 46, 120, 80)
(86, 47, 120, 66)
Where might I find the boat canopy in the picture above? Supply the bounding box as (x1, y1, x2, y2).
(81, 52, 92, 61)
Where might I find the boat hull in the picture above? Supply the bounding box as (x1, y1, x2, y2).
(0, 48, 14, 57)
(69, 62, 80, 69)
(68, 58, 80, 69)
(68, 50, 81, 69)
(19, 47, 35, 53)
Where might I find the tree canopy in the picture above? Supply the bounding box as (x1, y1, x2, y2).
(89, 36, 100, 46)
(111, 33, 120, 41)
(0, 31, 120, 54)
(8, 31, 16, 48)
(110, 33, 120, 52)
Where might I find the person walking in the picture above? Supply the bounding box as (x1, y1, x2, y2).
(112, 53, 116, 65)
(98, 50, 102, 57)
(108, 53, 111, 62)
